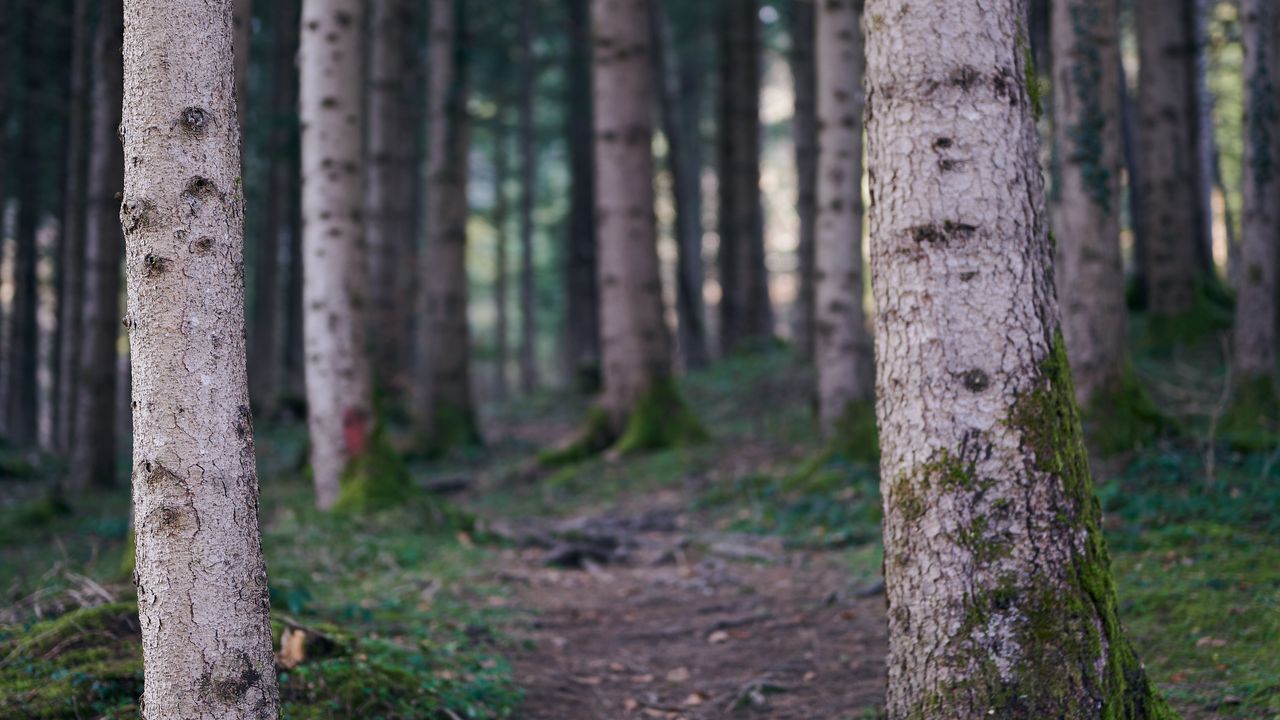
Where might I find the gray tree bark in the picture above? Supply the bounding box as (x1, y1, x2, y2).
(493, 115, 512, 401)
(1050, 0, 1130, 406)
(791, 0, 817, 362)
(866, 0, 1173, 716)
(1233, 0, 1279, 381)
(416, 0, 479, 449)
(300, 0, 372, 509)
(1135, 0, 1206, 319)
(717, 0, 773, 354)
(71, 0, 125, 490)
(564, 0, 602, 391)
(121, 0, 280, 714)
(519, 0, 540, 394)
(365, 0, 416, 395)
(814, 0, 872, 435)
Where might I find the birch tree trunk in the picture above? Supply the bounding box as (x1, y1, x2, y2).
(866, 0, 1174, 716)
(300, 0, 373, 509)
(814, 0, 872, 437)
(121, 0, 280, 714)
(55, 0, 91, 453)
(1228, 0, 1280, 419)
(1135, 0, 1205, 320)
(564, 0, 602, 391)
(1049, 0, 1129, 405)
(791, 0, 817, 362)
(71, 0, 125, 490)
(519, 0, 540, 394)
(416, 0, 479, 450)
(365, 0, 415, 395)
(593, 0, 702, 450)
(717, 0, 773, 354)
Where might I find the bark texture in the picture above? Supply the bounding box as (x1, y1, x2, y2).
(121, 0, 280, 715)
(519, 0, 540, 394)
(1134, 0, 1206, 318)
(71, 0, 125, 490)
(1233, 0, 1279, 380)
(865, 1, 1173, 717)
(594, 0, 676, 430)
(717, 0, 773, 354)
(1049, 0, 1129, 405)
(55, 0, 91, 452)
(791, 0, 817, 361)
(365, 0, 416, 394)
(814, 0, 872, 435)
(300, 0, 373, 509)
(416, 0, 479, 449)
(564, 0, 602, 390)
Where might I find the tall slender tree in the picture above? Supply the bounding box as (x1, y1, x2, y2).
(717, 0, 772, 354)
(518, 0, 539, 394)
(866, 0, 1174, 715)
(492, 115, 512, 401)
(71, 0, 125, 490)
(121, 0, 280, 713)
(365, 0, 416, 395)
(299, 0, 373, 509)
(417, 0, 479, 451)
(790, 0, 817, 362)
(55, 0, 91, 452)
(1135, 0, 1207, 321)
(813, 0, 872, 440)
(563, 0, 601, 390)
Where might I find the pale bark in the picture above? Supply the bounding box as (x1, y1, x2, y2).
(493, 117, 511, 401)
(55, 0, 91, 453)
(416, 0, 478, 445)
(866, 0, 1170, 716)
(71, 0, 125, 490)
(519, 0, 539, 394)
(1135, 0, 1205, 318)
(791, 0, 817, 362)
(300, 0, 372, 509)
(814, 0, 871, 435)
(595, 0, 673, 428)
(365, 0, 416, 394)
(717, 0, 773, 354)
(1050, 0, 1130, 405)
(653, 0, 710, 371)
(121, 0, 280, 714)
(564, 0, 601, 390)
(1233, 0, 1279, 379)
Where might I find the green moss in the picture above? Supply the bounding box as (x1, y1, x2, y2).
(537, 406, 615, 467)
(336, 421, 414, 514)
(119, 528, 136, 580)
(1140, 276, 1234, 350)
(418, 403, 484, 459)
(830, 399, 879, 462)
(614, 376, 709, 455)
(1084, 366, 1176, 455)
(1023, 41, 1044, 122)
(890, 474, 926, 524)
(1219, 374, 1280, 451)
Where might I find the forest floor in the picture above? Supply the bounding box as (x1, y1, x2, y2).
(1, 346, 1279, 718)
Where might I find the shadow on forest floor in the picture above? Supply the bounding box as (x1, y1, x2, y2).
(1, 344, 1278, 718)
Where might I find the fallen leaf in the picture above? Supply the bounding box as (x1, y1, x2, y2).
(632, 674, 655, 684)
(1195, 636, 1227, 648)
(276, 628, 307, 670)
(623, 698, 639, 712)
(666, 667, 690, 683)
(707, 630, 729, 644)
(683, 692, 706, 706)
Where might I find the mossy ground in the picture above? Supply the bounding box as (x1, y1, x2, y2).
(1217, 374, 1280, 451)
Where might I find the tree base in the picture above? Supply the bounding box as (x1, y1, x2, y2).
(830, 399, 879, 462)
(1219, 374, 1280, 452)
(1084, 367, 1175, 455)
(416, 404, 484, 460)
(1139, 276, 1234, 350)
(336, 422, 414, 513)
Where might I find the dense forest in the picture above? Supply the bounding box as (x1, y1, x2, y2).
(0, 0, 1277, 718)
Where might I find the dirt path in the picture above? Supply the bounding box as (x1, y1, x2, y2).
(491, 498, 889, 719)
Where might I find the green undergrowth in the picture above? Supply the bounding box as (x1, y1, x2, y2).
(1217, 374, 1280, 452)
(337, 420, 415, 513)
(1084, 367, 1178, 455)
(1136, 277, 1235, 351)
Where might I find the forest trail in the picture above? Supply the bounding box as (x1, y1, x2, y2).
(497, 499, 888, 720)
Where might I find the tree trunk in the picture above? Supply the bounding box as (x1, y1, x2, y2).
(55, 0, 91, 453)
(563, 0, 601, 391)
(71, 0, 125, 490)
(596, 0, 671, 426)
(120, 0, 280, 714)
(416, 0, 479, 450)
(300, 0, 373, 509)
(790, 0, 817, 362)
(518, 0, 539, 394)
(365, 0, 416, 395)
(492, 116, 511, 401)
(865, 0, 1173, 716)
(717, 0, 772, 354)
(1135, 0, 1206, 318)
(233, 0, 252, 147)
(653, 0, 710, 371)
(1050, 0, 1130, 406)
(249, 0, 300, 415)
(814, 0, 872, 436)
(1232, 0, 1279, 382)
